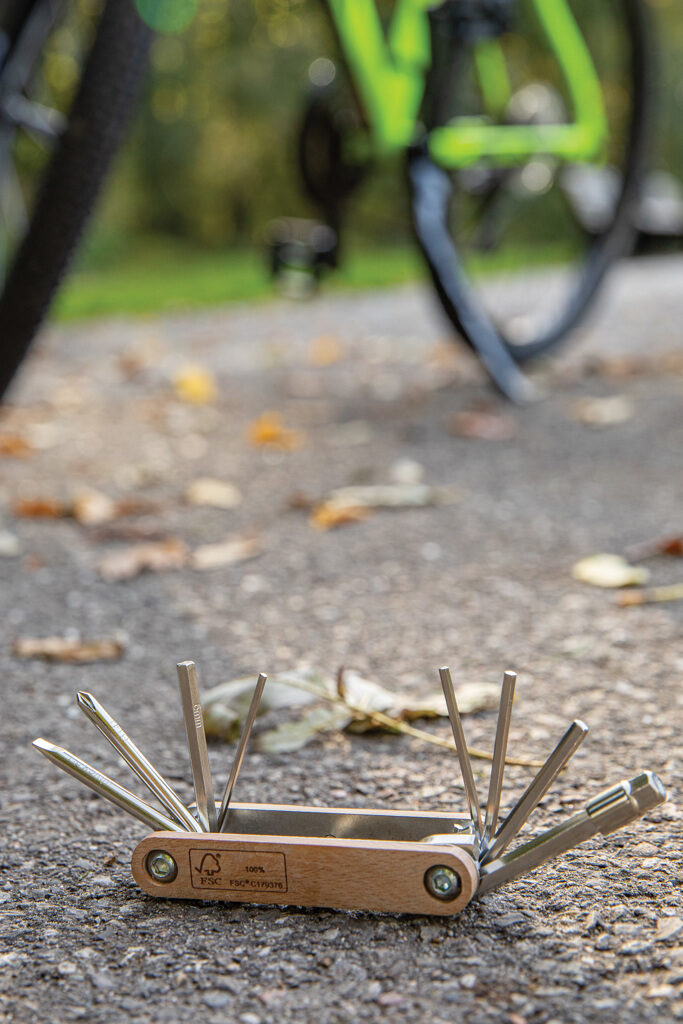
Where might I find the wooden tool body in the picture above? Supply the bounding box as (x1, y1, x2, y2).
(132, 829, 479, 915)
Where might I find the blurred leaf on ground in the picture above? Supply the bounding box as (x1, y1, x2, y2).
(248, 411, 305, 451)
(0, 434, 34, 458)
(173, 365, 218, 404)
(447, 407, 518, 441)
(192, 533, 262, 570)
(185, 478, 242, 509)
(96, 539, 189, 580)
(12, 635, 124, 663)
(572, 553, 649, 588)
(567, 395, 635, 427)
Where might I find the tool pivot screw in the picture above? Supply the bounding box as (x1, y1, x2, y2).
(146, 850, 178, 884)
(424, 865, 461, 901)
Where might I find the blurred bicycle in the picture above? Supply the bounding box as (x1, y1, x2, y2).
(0, 0, 652, 401)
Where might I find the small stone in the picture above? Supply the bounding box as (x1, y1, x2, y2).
(203, 992, 232, 1009)
(460, 974, 477, 989)
(647, 984, 675, 999)
(377, 991, 404, 1007)
(656, 917, 683, 942)
(57, 961, 78, 976)
(0, 530, 21, 557)
(90, 971, 116, 991)
(239, 1015, 261, 1024)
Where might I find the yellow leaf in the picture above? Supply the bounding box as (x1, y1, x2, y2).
(173, 365, 218, 404)
(247, 411, 305, 451)
(572, 553, 649, 589)
(310, 503, 372, 530)
(310, 335, 342, 367)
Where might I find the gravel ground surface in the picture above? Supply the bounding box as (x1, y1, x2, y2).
(1, 255, 682, 1023)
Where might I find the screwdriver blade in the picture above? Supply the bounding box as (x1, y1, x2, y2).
(33, 738, 180, 832)
(77, 691, 201, 833)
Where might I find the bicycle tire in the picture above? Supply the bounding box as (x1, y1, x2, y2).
(409, 0, 651, 400)
(0, 0, 153, 401)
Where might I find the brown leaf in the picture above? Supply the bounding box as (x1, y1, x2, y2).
(13, 497, 67, 519)
(310, 503, 372, 530)
(572, 553, 649, 589)
(447, 408, 518, 441)
(96, 539, 189, 581)
(12, 635, 124, 663)
(247, 411, 305, 451)
(617, 583, 683, 607)
(191, 533, 262, 570)
(625, 534, 683, 561)
(0, 434, 34, 458)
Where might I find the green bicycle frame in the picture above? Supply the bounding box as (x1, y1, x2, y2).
(326, 0, 608, 167)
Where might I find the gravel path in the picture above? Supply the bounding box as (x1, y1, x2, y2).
(1, 256, 682, 1023)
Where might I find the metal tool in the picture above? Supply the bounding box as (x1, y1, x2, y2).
(76, 691, 201, 833)
(33, 662, 666, 917)
(177, 660, 217, 832)
(218, 672, 266, 832)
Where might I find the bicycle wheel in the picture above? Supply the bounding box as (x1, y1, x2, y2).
(0, 0, 152, 400)
(409, 0, 650, 400)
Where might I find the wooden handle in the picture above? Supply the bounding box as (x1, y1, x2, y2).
(132, 832, 478, 916)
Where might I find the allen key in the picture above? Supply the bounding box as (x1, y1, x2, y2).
(218, 673, 267, 832)
(33, 661, 666, 917)
(177, 660, 217, 832)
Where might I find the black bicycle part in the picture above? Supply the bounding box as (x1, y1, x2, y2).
(0, 0, 153, 401)
(410, 0, 651, 400)
(298, 71, 368, 236)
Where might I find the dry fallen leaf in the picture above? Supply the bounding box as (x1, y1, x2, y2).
(323, 483, 459, 510)
(185, 478, 242, 510)
(12, 635, 124, 663)
(568, 395, 634, 427)
(96, 539, 188, 581)
(173, 365, 218, 405)
(310, 335, 342, 367)
(203, 669, 330, 740)
(654, 917, 683, 942)
(310, 503, 372, 530)
(447, 408, 518, 441)
(248, 411, 305, 451)
(617, 583, 683, 607)
(625, 534, 683, 561)
(72, 488, 117, 526)
(12, 497, 66, 519)
(572, 553, 650, 589)
(203, 667, 499, 754)
(192, 533, 262, 570)
(13, 490, 154, 526)
(0, 434, 34, 458)
(0, 530, 21, 558)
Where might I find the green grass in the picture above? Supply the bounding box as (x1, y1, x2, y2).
(54, 238, 425, 322)
(54, 235, 577, 323)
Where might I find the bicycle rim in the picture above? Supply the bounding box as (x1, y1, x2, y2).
(413, 0, 650, 367)
(0, 0, 102, 284)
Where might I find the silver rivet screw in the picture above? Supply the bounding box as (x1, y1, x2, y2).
(424, 865, 461, 901)
(146, 850, 178, 884)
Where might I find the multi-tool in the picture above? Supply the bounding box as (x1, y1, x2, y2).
(34, 662, 666, 916)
